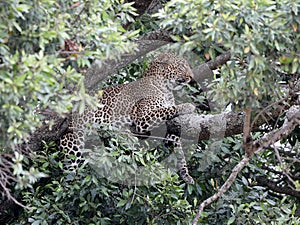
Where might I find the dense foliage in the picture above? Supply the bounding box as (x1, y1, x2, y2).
(0, 0, 299, 224)
(156, 0, 300, 108)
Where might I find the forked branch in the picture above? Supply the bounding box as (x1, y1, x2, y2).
(192, 105, 300, 224)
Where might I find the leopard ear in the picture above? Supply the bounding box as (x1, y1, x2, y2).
(154, 53, 175, 65)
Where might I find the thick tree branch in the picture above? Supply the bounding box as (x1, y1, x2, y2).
(171, 88, 298, 142)
(169, 108, 276, 142)
(206, 52, 231, 70)
(256, 176, 300, 198)
(192, 52, 231, 86)
(21, 116, 70, 153)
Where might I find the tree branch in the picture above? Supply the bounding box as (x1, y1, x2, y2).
(192, 104, 300, 224)
(171, 91, 298, 142)
(21, 116, 70, 153)
(192, 156, 251, 225)
(254, 105, 300, 154)
(261, 164, 300, 181)
(256, 175, 300, 198)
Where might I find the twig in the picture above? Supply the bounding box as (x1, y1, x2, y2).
(130, 173, 137, 205)
(250, 98, 286, 130)
(282, 157, 300, 163)
(72, 1, 88, 27)
(0, 179, 30, 210)
(243, 107, 253, 156)
(273, 145, 295, 186)
(192, 156, 251, 225)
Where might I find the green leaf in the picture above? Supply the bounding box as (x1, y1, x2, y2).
(117, 199, 127, 207)
(227, 216, 235, 225)
(16, 4, 31, 13)
(13, 21, 22, 32)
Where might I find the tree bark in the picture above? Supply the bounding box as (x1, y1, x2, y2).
(169, 101, 290, 142)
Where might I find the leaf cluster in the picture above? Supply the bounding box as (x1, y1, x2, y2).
(155, 0, 300, 109)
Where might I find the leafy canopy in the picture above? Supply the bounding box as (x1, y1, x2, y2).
(0, 0, 299, 224)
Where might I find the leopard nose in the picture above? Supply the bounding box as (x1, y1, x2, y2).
(176, 78, 186, 84)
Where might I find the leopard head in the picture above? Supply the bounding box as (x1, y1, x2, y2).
(144, 53, 193, 89)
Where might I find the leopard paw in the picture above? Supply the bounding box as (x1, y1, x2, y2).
(177, 103, 196, 115)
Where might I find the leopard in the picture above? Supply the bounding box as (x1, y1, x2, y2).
(59, 52, 195, 184)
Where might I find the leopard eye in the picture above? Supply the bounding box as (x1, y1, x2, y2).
(176, 78, 186, 83)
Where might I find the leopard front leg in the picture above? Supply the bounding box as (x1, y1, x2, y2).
(130, 97, 195, 183)
(130, 97, 195, 134)
(59, 130, 85, 169)
(176, 102, 196, 116)
(165, 134, 194, 184)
